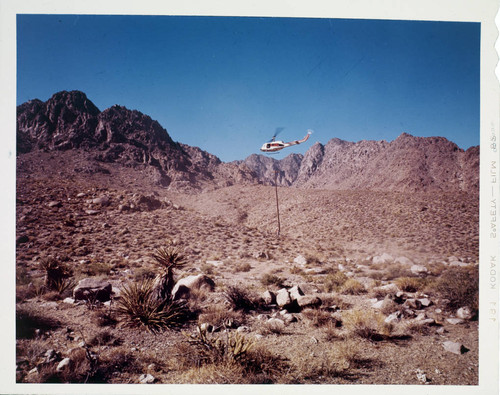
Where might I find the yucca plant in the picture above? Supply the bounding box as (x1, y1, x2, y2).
(39, 257, 73, 293)
(151, 245, 186, 302)
(116, 279, 188, 333)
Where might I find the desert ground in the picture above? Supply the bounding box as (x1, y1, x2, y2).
(15, 150, 479, 384)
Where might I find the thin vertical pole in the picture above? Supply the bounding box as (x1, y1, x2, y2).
(275, 170, 280, 237)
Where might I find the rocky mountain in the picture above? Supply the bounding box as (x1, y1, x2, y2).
(242, 134, 479, 192)
(17, 91, 258, 192)
(17, 90, 479, 193)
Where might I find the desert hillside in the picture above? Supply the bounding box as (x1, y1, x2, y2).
(15, 91, 479, 385)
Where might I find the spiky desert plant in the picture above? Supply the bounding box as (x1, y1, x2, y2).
(224, 286, 258, 312)
(151, 245, 186, 302)
(39, 257, 74, 293)
(116, 279, 188, 333)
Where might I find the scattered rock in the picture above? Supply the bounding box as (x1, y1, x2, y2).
(73, 278, 112, 302)
(446, 318, 465, 325)
(171, 274, 215, 300)
(384, 312, 401, 324)
(254, 251, 269, 259)
(418, 298, 432, 308)
(395, 256, 413, 266)
(276, 288, 291, 308)
(139, 373, 155, 384)
(63, 297, 75, 304)
(56, 358, 71, 372)
(443, 341, 469, 355)
(456, 307, 473, 320)
(48, 201, 62, 208)
(411, 265, 428, 276)
(92, 196, 110, 206)
(288, 285, 304, 301)
(372, 253, 394, 264)
(261, 290, 276, 305)
(16, 235, 29, 245)
(296, 295, 322, 309)
(403, 299, 422, 310)
(293, 255, 307, 266)
(85, 210, 100, 215)
(416, 368, 430, 384)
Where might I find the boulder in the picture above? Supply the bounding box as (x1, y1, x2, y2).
(171, 274, 215, 300)
(456, 307, 473, 320)
(372, 253, 394, 265)
(411, 265, 428, 276)
(139, 373, 155, 384)
(73, 278, 112, 302)
(443, 341, 469, 355)
(293, 255, 307, 266)
(261, 290, 276, 305)
(288, 285, 304, 301)
(92, 196, 110, 206)
(296, 295, 322, 309)
(56, 358, 71, 372)
(276, 288, 291, 307)
(395, 256, 413, 266)
(446, 318, 465, 325)
(418, 298, 433, 308)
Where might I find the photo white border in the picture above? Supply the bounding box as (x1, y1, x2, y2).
(1, 1, 498, 394)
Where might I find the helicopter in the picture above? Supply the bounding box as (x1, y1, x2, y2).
(260, 128, 313, 153)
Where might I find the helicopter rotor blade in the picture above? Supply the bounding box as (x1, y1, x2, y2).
(270, 127, 285, 141)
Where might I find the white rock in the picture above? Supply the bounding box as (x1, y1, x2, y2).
(206, 260, 223, 266)
(372, 300, 386, 309)
(443, 341, 469, 355)
(411, 265, 428, 275)
(418, 298, 432, 308)
(372, 253, 394, 264)
(139, 373, 155, 384)
(56, 358, 71, 372)
(395, 256, 413, 266)
(385, 312, 401, 324)
(449, 261, 469, 267)
(63, 297, 75, 304)
(456, 307, 473, 320)
(276, 288, 291, 307)
(294, 255, 307, 266)
(446, 318, 464, 325)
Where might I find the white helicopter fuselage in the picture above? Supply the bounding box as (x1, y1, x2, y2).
(260, 130, 312, 153)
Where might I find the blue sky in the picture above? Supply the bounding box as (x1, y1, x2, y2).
(17, 15, 480, 162)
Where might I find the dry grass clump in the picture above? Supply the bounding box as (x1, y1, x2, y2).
(260, 273, 284, 288)
(395, 277, 427, 292)
(302, 308, 337, 328)
(342, 309, 392, 340)
(340, 279, 366, 295)
(233, 262, 252, 273)
(289, 340, 363, 382)
(116, 279, 190, 333)
(323, 271, 348, 292)
(224, 286, 258, 312)
(433, 266, 479, 312)
(198, 304, 244, 330)
(259, 319, 287, 335)
(173, 327, 286, 384)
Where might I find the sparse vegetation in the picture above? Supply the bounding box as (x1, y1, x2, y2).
(434, 266, 479, 312)
(115, 279, 190, 333)
(395, 277, 427, 292)
(343, 309, 392, 340)
(260, 273, 284, 288)
(323, 271, 348, 292)
(340, 279, 366, 295)
(39, 257, 74, 295)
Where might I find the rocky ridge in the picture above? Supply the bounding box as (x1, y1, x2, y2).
(17, 90, 479, 193)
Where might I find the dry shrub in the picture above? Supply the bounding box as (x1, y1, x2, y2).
(434, 266, 479, 312)
(340, 279, 366, 295)
(260, 273, 284, 288)
(343, 309, 392, 340)
(302, 308, 336, 328)
(324, 271, 348, 292)
(233, 262, 252, 273)
(174, 330, 286, 384)
(395, 277, 427, 292)
(402, 320, 432, 335)
(290, 340, 362, 382)
(198, 304, 244, 330)
(259, 319, 286, 335)
(224, 286, 258, 312)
